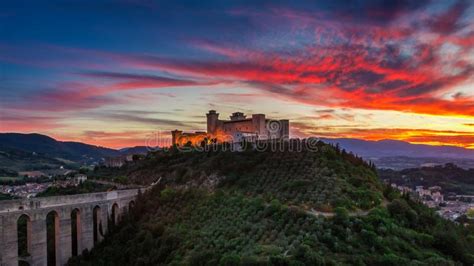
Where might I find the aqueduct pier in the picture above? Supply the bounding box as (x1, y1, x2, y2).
(0, 188, 142, 266)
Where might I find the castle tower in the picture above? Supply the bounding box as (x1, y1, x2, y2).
(206, 110, 219, 135)
(171, 130, 183, 145)
(251, 114, 266, 137)
(279, 119, 290, 139)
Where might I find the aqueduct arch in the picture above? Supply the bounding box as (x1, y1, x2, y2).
(17, 214, 31, 261)
(71, 208, 81, 257)
(92, 205, 102, 245)
(128, 200, 135, 212)
(111, 203, 119, 226)
(0, 188, 142, 266)
(46, 211, 59, 266)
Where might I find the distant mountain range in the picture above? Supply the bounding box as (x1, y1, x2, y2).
(0, 133, 120, 162)
(0, 133, 151, 173)
(320, 138, 474, 159)
(119, 146, 151, 155)
(321, 138, 474, 169)
(0, 133, 473, 174)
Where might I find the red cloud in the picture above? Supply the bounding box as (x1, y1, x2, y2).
(123, 45, 473, 117)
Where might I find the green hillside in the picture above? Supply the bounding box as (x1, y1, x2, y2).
(72, 141, 474, 265)
(91, 141, 381, 211)
(0, 147, 77, 174)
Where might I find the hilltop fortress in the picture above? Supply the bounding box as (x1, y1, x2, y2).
(171, 110, 289, 146)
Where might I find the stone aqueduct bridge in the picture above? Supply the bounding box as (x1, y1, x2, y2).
(0, 188, 142, 266)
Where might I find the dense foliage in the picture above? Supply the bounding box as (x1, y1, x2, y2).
(379, 163, 474, 194)
(36, 181, 113, 197)
(70, 143, 474, 265)
(70, 185, 474, 265)
(91, 141, 381, 211)
(0, 192, 15, 200)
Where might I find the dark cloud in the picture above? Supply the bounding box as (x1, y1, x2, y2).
(79, 71, 199, 85)
(106, 110, 172, 115)
(333, 70, 385, 92)
(428, 0, 469, 34)
(314, 0, 431, 24)
(398, 82, 443, 97)
(353, 70, 385, 84)
(315, 109, 335, 114)
(378, 80, 410, 91)
(99, 113, 196, 128)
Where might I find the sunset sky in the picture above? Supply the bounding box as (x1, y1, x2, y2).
(1, 0, 473, 149)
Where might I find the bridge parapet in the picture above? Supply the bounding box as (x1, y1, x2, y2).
(0, 188, 141, 214)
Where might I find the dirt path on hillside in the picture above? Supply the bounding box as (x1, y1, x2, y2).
(305, 199, 389, 218)
(89, 179, 139, 189)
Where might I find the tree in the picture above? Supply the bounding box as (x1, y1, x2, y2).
(334, 207, 349, 226)
(467, 208, 474, 219)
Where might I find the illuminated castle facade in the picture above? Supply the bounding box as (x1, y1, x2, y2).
(171, 110, 289, 146)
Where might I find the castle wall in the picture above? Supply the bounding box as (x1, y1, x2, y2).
(252, 114, 266, 138)
(279, 120, 290, 139)
(173, 110, 289, 145)
(222, 120, 253, 133)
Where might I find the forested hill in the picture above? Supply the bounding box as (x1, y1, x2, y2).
(72, 141, 474, 265)
(91, 140, 381, 210)
(379, 163, 474, 195)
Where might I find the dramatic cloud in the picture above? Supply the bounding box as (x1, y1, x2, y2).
(1, 0, 473, 148)
(119, 44, 473, 117)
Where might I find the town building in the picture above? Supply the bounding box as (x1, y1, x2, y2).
(18, 171, 46, 178)
(171, 110, 290, 146)
(104, 155, 134, 168)
(431, 191, 444, 203)
(416, 186, 431, 197)
(104, 157, 125, 167)
(74, 174, 87, 183)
